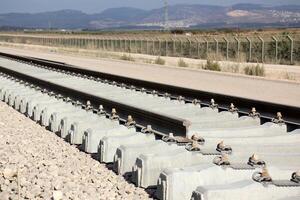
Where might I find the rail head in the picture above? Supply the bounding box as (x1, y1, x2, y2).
(0, 65, 188, 137)
(0, 51, 299, 131)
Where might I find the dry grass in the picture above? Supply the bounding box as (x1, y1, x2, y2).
(154, 57, 166, 65)
(120, 54, 135, 61)
(235, 52, 248, 63)
(284, 72, 296, 81)
(222, 63, 240, 73)
(178, 58, 189, 67)
(244, 64, 265, 77)
(203, 60, 221, 71)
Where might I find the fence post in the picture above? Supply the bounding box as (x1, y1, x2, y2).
(107, 39, 110, 51)
(124, 38, 126, 52)
(172, 38, 176, 56)
(272, 36, 278, 63)
(141, 39, 143, 54)
(118, 38, 121, 52)
(180, 39, 183, 57)
(287, 35, 294, 64)
(113, 39, 116, 51)
(165, 39, 168, 56)
(158, 39, 162, 56)
(214, 38, 218, 59)
(145, 39, 148, 55)
(106, 39, 108, 50)
(124, 38, 127, 52)
(204, 38, 209, 59)
(106, 38, 108, 50)
(135, 39, 138, 53)
(121, 38, 124, 52)
(258, 36, 264, 63)
(195, 38, 200, 59)
(187, 38, 192, 58)
(246, 37, 252, 62)
(109, 38, 112, 51)
(109, 39, 112, 51)
(234, 37, 240, 60)
(223, 37, 229, 60)
(122, 38, 124, 52)
(152, 39, 155, 55)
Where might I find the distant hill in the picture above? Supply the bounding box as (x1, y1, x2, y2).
(0, 10, 90, 29)
(0, 4, 300, 29)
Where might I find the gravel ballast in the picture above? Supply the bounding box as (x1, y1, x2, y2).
(0, 102, 152, 200)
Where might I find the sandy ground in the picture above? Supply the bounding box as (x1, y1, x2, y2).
(0, 45, 299, 108)
(1, 41, 300, 82)
(0, 102, 152, 200)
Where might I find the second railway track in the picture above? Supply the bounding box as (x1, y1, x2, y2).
(0, 52, 299, 200)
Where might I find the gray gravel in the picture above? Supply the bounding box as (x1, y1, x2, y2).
(0, 102, 152, 200)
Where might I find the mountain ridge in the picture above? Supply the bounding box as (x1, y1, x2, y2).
(0, 4, 299, 29)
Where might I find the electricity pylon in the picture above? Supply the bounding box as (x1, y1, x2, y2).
(164, 0, 169, 31)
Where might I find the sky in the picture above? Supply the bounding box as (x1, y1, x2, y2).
(1, 0, 300, 14)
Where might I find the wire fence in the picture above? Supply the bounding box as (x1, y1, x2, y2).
(0, 33, 299, 65)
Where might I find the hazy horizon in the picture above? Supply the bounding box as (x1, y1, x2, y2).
(1, 0, 300, 14)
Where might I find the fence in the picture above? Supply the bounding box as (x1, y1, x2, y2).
(0, 33, 299, 64)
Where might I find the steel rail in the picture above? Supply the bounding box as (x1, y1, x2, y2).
(0, 52, 299, 131)
(0, 65, 188, 137)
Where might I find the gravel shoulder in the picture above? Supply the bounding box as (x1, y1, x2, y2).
(0, 102, 152, 200)
(0, 46, 299, 107)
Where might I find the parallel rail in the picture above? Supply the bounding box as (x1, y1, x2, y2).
(1, 52, 300, 200)
(0, 65, 187, 137)
(0, 52, 299, 131)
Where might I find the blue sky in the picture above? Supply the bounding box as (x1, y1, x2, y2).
(1, 0, 300, 13)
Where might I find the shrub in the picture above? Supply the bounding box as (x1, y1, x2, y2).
(244, 64, 265, 77)
(178, 58, 189, 67)
(284, 72, 296, 81)
(171, 29, 185, 34)
(154, 57, 166, 65)
(120, 54, 134, 61)
(203, 60, 221, 71)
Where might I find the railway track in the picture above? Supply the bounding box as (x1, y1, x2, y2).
(0, 52, 299, 200)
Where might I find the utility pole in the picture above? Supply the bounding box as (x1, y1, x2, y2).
(164, 0, 169, 31)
